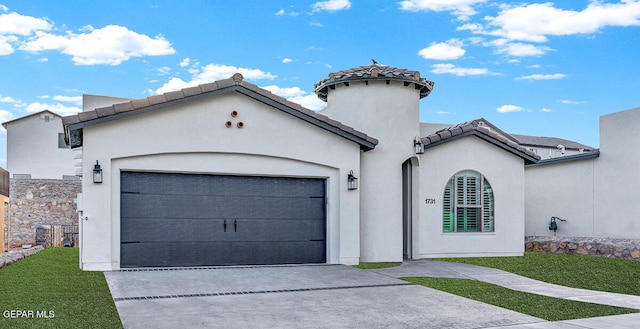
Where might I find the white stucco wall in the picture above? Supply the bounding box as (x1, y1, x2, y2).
(594, 107, 640, 238)
(79, 92, 362, 270)
(523, 106, 640, 240)
(419, 137, 526, 257)
(83, 94, 132, 112)
(321, 80, 421, 262)
(5, 112, 76, 179)
(524, 159, 596, 237)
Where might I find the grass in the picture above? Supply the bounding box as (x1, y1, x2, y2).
(0, 247, 123, 329)
(439, 252, 640, 296)
(402, 277, 639, 321)
(353, 262, 402, 269)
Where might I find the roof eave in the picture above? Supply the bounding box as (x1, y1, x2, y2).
(423, 130, 540, 165)
(64, 82, 378, 152)
(525, 151, 600, 167)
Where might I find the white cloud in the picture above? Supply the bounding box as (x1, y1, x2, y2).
(496, 104, 524, 113)
(430, 63, 493, 76)
(155, 66, 171, 75)
(541, 108, 552, 112)
(0, 35, 17, 55)
(24, 102, 81, 116)
(0, 5, 8, 12)
(0, 110, 14, 124)
(488, 38, 552, 57)
(527, 64, 541, 69)
(179, 57, 190, 67)
(0, 12, 51, 35)
(399, 0, 486, 19)
(282, 57, 293, 63)
(485, 1, 640, 42)
(260, 85, 326, 111)
(37, 57, 48, 62)
(276, 9, 300, 16)
(155, 63, 277, 94)
(418, 39, 466, 60)
(560, 99, 585, 105)
(312, 0, 351, 12)
(436, 111, 456, 115)
(52, 95, 82, 105)
(288, 94, 326, 111)
(0, 95, 18, 103)
(20, 24, 175, 65)
(198, 63, 277, 82)
(262, 85, 306, 98)
(515, 73, 567, 81)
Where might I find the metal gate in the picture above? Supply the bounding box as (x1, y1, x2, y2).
(120, 172, 327, 267)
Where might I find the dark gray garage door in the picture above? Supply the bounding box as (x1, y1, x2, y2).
(120, 172, 326, 267)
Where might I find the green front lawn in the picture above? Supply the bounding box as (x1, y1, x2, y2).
(0, 248, 122, 329)
(353, 262, 402, 269)
(440, 252, 640, 295)
(402, 277, 639, 321)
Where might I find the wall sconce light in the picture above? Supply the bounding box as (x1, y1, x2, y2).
(414, 136, 424, 154)
(347, 170, 358, 190)
(93, 160, 103, 184)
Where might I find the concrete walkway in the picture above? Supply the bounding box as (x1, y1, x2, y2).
(104, 260, 640, 329)
(370, 259, 640, 310)
(370, 259, 640, 329)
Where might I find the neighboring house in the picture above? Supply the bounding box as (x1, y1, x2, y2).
(421, 121, 596, 161)
(2, 110, 77, 180)
(62, 63, 638, 271)
(512, 134, 595, 160)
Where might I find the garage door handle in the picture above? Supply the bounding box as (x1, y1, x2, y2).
(224, 220, 227, 232)
(234, 220, 237, 232)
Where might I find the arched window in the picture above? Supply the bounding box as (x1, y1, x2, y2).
(443, 170, 494, 232)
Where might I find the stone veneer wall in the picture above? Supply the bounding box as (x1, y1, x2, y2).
(8, 179, 81, 248)
(0, 245, 44, 268)
(526, 236, 640, 260)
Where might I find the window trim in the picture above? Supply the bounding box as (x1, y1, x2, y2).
(443, 170, 494, 233)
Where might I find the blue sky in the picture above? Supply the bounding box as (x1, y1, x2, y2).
(1, 0, 639, 167)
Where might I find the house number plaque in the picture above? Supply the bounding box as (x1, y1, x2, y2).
(425, 198, 436, 205)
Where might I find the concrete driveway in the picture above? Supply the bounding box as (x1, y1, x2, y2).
(104, 264, 541, 329)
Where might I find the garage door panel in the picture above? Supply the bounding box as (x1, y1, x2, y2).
(121, 218, 228, 243)
(121, 172, 326, 267)
(121, 172, 325, 198)
(121, 241, 326, 267)
(121, 218, 325, 243)
(121, 194, 325, 220)
(231, 219, 325, 242)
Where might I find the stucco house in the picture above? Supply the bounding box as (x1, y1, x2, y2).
(61, 63, 537, 270)
(61, 63, 637, 270)
(2, 110, 77, 180)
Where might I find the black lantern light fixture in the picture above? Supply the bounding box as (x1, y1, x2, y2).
(347, 170, 358, 190)
(414, 136, 424, 154)
(93, 160, 103, 184)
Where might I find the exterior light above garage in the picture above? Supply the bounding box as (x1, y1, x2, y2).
(347, 170, 358, 190)
(414, 136, 424, 154)
(93, 161, 103, 184)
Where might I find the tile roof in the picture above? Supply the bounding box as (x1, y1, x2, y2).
(421, 119, 541, 164)
(63, 73, 378, 151)
(510, 134, 596, 151)
(314, 63, 435, 102)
